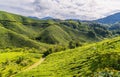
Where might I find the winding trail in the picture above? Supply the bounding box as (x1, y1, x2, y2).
(23, 58, 45, 72)
(10, 57, 45, 77)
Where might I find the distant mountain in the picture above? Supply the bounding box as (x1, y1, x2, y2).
(41, 16, 55, 20)
(29, 16, 61, 21)
(29, 16, 56, 20)
(95, 12, 120, 24)
(28, 16, 40, 20)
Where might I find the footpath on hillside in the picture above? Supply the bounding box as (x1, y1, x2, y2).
(10, 58, 45, 77)
(23, 58, 45, 72)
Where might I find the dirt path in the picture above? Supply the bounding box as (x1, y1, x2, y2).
(23, 58, 45, 72)
(10, 58, 45, 77)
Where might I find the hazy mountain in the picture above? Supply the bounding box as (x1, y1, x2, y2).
(41, 17, 55, 20)
(95, 12, 120, 24)
(28, 16, 40, 20)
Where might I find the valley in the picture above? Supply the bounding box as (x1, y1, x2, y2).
(0, 11, 120, 77)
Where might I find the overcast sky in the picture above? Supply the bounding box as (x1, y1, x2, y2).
(0, 0, 120, 20)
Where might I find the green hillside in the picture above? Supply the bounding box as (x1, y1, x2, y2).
(16, 36, 120, 77)
(0, 11, 112, 50)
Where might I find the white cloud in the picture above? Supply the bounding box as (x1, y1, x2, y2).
(0, 0, 120, 20)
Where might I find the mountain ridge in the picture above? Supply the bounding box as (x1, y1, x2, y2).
(95, 12, 120, 24)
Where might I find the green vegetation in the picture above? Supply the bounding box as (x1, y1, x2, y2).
(0, 11, 120, 77)
(15, 36, 120, 77)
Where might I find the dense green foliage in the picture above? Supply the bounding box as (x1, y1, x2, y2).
(15, 36, 120, 77)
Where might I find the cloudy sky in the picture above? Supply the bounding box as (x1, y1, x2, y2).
(0, 0, 120, 20)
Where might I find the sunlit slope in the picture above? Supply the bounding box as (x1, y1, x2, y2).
(16, 36, 120, 77)
(0, 11, 35, 22)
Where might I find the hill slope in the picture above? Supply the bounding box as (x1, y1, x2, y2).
(16, 36, 120, 77)
(36, 20, 112, 45)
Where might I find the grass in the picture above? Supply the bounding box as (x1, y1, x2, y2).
(0, 48, 43, 77)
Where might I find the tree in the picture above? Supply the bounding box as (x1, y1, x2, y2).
(69, 41, 76, 49)
(88, 31, 96, 38)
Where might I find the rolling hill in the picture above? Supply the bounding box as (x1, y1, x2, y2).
(0, 11, 112, 48)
